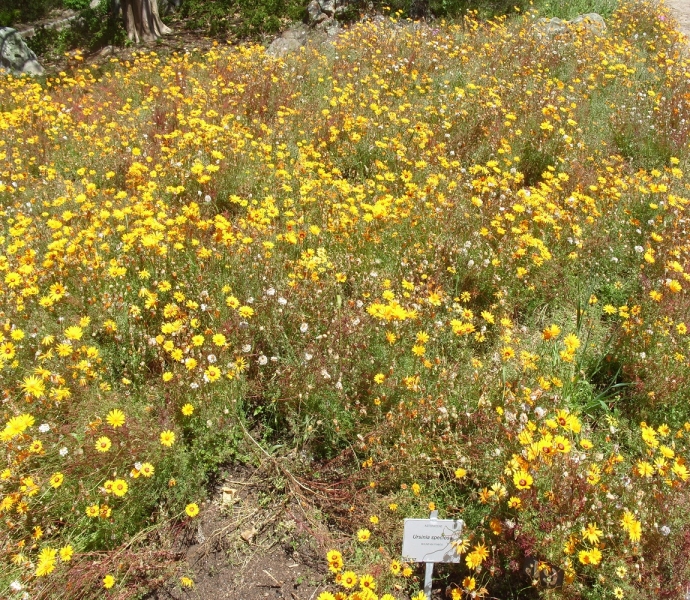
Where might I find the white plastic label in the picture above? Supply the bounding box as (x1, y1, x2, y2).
(401, 518, 464, 563)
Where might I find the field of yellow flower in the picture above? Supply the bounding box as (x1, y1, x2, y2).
(2, 1, 690, 598)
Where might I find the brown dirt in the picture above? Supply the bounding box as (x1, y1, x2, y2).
(147, 463, 334, 600)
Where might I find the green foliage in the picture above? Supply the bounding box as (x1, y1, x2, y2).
(27, 2, 126, 57)
(0, 0, 61, 27)
(180, 0, 307, 38)
(63, 0, 91, 10)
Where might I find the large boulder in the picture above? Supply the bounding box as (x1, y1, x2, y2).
(570, 13, 607, 35)
(266, 20, 343, 58)
(319, 0, 337, 16)
(307, 0, 353, 26)
(157, 0, 183, 16)
(266, 24, 310, 57)
(307, 0, 329, 25)
(534, 13, 606, 39)
(534, 17, 567, 37)
(0, 28, 44, 76)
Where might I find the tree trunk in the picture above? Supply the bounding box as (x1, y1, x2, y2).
(121, 0, 171, 43)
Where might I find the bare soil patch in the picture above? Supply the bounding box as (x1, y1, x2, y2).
(148, 463, 334, 600)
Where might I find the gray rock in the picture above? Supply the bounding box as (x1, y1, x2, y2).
(283, 24, 310, 41)
(324, 19, 342, 37)
(534, 17, 567, 37)
(88, 44, 116, 65)
(16, 12, 78, 39)
(266, 20, 345, 58)
(315, 17, 341, 37)
(157, 0, 182, 15)
(89, 0, 101, 8)
(570, 13, 606, 35)
(266, 25, 310, 57)
(307, 0, 327, 24)
(266, 38, 304, 57)
(0, 28, 44, 76)
(533, 13, 606, 38)
(319, 0, 336, 16)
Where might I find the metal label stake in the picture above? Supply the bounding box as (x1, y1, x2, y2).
(424, 561, 435, 598)
(423, 510, 438, 599)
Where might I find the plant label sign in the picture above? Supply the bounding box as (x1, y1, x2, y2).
(401, 516, 464, 563)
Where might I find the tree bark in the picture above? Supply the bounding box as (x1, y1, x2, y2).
(120, 0, 172, 43)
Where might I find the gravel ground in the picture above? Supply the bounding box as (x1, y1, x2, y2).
(666, 0, 690, 38)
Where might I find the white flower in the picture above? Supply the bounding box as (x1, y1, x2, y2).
(190, 382, 199, 389)
(300, 323, 308, 333)
(634, 245, 644, 253)
(10, 581, 22, 591)
(660, 525, 671, 536)
(207, 354, 217, 364)
(534, 407, 546, 419)
(134, 462, 142, 471)
(38, 423, 50, 433)
(258, 355, 268, 365)
(242, 344, 252, 353)
(305, 352, 313, 361)
(204, 194, 212, 203)
(59, 447, 68, 456)
(265, 287, 276, 296)
(278, 297, 288, 306)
